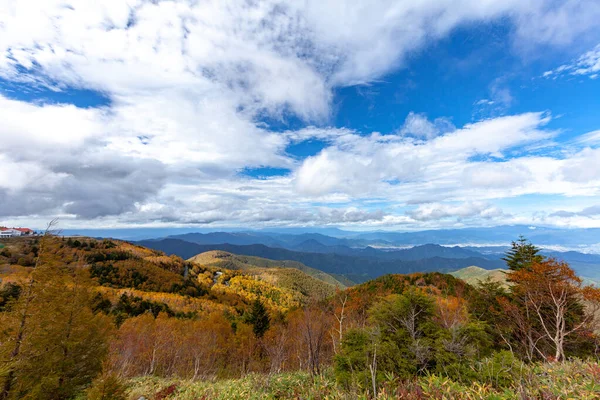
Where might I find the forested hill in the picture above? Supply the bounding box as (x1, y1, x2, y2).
(2, 234, 600, 399)
(0, 236, 340, 318)
(138, 238, 505, 283)
(188, 250, 348, 288)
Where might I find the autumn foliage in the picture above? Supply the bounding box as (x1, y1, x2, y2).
(1, 233, 600, 399)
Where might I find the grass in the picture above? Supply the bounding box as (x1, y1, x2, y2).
(126, 360, 600, 400)
(450, 266, 508, 287)
(128, 371, 342, 400)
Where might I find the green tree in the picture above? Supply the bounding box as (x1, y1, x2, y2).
(247, 299, 270, 338)
(369, 290, 438, 376)
(335, 289, 493, 390)
(0, 284, 21, 312)
(334, 328, 378, 391)
(502, 236, 543, 271)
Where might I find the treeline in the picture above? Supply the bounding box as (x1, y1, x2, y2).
(1, 233, 600, 399)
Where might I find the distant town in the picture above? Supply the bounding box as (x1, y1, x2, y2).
(0, 227, 35, 238)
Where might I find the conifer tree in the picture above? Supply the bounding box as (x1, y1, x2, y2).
(502, 235, 543, 271)
(247, 299, 270, 338)
(13, 266, 112, 399)
(0, 222, 113, 399)
(0, 220, 56, 400)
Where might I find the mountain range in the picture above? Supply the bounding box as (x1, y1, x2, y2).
(136, 229, 600, 283)
(65, 225, 600, 251)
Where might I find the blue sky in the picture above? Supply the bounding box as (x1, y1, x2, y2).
(1, 0, 600, 230)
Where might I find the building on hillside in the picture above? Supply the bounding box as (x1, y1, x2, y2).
(0, 227, 34, 238)
(0, 228, 21, 238)
(14, 228, 34, 235)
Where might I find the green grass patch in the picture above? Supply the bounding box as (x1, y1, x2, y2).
(126, 360, 600, 400)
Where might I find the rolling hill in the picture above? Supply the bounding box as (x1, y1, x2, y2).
(188, 250, 346, 288)
(0, 236, 339, 315)
(188, 250, 345, 301)
(450, 266, 508, 287)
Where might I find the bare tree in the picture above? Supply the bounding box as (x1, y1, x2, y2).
(330, 293, 347, 354)
(292, 305, 331, 376)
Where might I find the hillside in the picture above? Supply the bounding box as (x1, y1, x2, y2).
(188, 250, 345, 301)
(0, 236, 333, 316)
(188, 250, 346, 288)
(450, 266, 508, 286)
(3, 234, 600, 400)
(450, 265, 600, 288)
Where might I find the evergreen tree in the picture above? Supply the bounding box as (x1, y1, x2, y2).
(247, 300, 270, 338)
(502, 236, 543, 271)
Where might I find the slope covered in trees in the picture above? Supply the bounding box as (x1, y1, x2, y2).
(189, 250, 346, 301)
(1, 234, 600, 399)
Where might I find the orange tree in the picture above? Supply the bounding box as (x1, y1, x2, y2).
(506, 258, 600, 361)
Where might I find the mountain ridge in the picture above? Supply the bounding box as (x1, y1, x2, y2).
(137, 239, 507, 282)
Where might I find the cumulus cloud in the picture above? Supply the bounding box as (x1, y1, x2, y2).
(399, 112, 455, 140)
(1, 0, 600, 228)
(295, 112, 555, 196)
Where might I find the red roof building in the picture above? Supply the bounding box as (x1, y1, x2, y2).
(0, 227, 34, 237)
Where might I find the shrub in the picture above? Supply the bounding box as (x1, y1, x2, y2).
(85, 372, 128, 400)
(474, 351, 524, 388)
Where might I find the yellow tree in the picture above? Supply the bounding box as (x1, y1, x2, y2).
(1, 221, 56, 400)
(12, 266, 113, 399)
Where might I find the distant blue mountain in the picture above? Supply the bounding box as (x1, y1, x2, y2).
(167, 232, 287, 247)
(137, 239, 506, 283)
(64, 225, 600, 250)
(67, 225, 600, 281)
(144, 229, 600, 280)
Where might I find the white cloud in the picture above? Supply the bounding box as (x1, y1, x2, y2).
(513, 1, 600, 48)
(551, 205, 600, 218)
(575, 130, 600, 146)
(399, 112, 455, 140)
(1, 0, 600, 228)
(544, 43, 600, 79)
(295, 112, 555, 196)
(0, 96, 105, 150)
(407, 202, 506, 222)
(559, 148, 600, 183)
